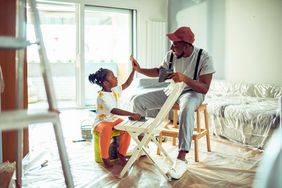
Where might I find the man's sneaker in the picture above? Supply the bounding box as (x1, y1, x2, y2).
(167, 159, 188, 179)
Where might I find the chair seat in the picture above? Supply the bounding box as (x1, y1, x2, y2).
(115, 118, 167, 134)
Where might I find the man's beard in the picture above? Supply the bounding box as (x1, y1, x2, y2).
(176, 52, 184, 59)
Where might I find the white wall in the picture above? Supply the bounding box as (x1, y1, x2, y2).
(169, 1, 208, 50)
(168, 0, 282, 85)
(86, 0, 168, 68)
(168, 0, 225, 79)
(225, 0, 282, 85)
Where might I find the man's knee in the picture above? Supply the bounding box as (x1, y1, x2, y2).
(99, 125, 112, 135)
(132, 95, 141, 104)
(132, 95, 145, 109)
(178, 104, 198, 124)
(181, 104, 197, 115)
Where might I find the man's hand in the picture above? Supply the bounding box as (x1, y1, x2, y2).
(130, 55, 141, 73)
(130, 113, 142, 121)
(167, 72, 186, 83)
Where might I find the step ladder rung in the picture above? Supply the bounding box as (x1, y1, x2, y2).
(0, 36, 31, 49)
(0, 110, 59, 130)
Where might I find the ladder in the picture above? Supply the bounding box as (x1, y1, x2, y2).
(0, 0, 74, 187)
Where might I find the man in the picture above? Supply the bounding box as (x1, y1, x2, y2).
(131, 26, 215, 178)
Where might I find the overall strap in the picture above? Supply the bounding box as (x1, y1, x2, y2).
(168, 51, 173, 70)
(193, 49, 203, 80)
(168, 49, 202, 80)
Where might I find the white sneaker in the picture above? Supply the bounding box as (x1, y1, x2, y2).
(167, 159, 188, 179)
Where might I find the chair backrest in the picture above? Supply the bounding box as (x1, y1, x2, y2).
(148, 81, 185, 133)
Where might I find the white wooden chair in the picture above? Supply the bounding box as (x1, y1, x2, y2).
(114, 81, 185, 181)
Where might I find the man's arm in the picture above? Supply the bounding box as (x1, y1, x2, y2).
(139, 67, 160, 77)
(168, 73, 213, 94)
(122, 70, 135, 90)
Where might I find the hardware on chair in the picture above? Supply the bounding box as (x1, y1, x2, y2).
(157, 103, 211, 162)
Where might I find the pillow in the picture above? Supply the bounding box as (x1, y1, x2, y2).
(254, 83, 282, 98)
(137, 78, 169, 88)
(209, 80, 254, 97)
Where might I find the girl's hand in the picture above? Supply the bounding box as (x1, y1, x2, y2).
(130, 113, 141, 121)
(130, 55, 141, 72)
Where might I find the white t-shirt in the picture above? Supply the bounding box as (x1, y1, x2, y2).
(160, 47, 216, 91)
(93, 85, 122, 128)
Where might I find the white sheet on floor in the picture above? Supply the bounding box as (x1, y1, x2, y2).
(21, 110, 264, 188)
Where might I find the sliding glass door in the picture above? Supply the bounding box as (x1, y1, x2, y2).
(27, 1, 77, 109)
(84, 6, 133, 107)
(27, 1, 135, 109)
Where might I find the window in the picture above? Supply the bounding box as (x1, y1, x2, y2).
(27, 2, 77, 108)
(84, 6, 134, 106)
(27, 1, 136, 109)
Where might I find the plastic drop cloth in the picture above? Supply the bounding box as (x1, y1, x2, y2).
(121, 79, 281, 148)
(20, 110, 264, 188)
(0, 161, 15, 188)
(205, 80, 281, 149)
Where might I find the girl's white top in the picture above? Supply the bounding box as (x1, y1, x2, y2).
(93, 86, 122, 129)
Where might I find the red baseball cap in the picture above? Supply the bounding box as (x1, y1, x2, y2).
(166, 26, 195, 44)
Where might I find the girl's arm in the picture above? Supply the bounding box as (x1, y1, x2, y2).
(131, 55, 159, 77)
(111, 108, 141, 120)
(121, 69, 135, 90)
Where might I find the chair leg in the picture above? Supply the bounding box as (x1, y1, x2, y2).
(151, 135, 173, 165)
(173, 109, 178, 128)
(157, 133, 162, 155)
(196, 110, 201, 133)
(119, 132, 145, 178)
(194, 138, 199, 162)
(172, 109, 178, 146)
(172, 137, 176, 146)
(204, 109, 211, 152)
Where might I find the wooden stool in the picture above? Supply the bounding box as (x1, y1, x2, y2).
(93, 129, 120, 163)
(157, 103, 211, 162)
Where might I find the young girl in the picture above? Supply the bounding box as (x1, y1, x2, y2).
(89, 62, 141, 168)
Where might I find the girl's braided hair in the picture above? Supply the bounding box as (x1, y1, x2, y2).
(88, 68, 109, 87)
